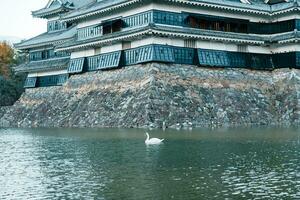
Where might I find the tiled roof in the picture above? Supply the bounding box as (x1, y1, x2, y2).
(15, 57, 70, 73)
(61, 0, 130, 21)
(61, 0, 296, 22)
(15, 26, 77, 49)
(32, 6, 68, 18)
(17, 0, 297, 50)
(32, 0, 95, 18)
(271, 30, 300, 42)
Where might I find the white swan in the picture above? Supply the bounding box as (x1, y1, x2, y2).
(145, 132, 164, 145)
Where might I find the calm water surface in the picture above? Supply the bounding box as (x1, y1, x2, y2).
(0, 127, 300, 199)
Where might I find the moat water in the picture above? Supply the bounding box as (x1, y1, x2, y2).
(0, 127, 300, 199)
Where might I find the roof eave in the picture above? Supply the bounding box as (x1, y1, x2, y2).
(61, 0, 273, 23)
(15, 37, 74, 50)
(32, 5, 73, 19)
(56, 25, 266, 52)
(15, 57, 70, 73)
(61, 0, 144, 23)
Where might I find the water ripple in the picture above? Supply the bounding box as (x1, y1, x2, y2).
(0, 128, 299, 199)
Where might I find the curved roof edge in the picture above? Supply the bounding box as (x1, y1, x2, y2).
(60, 0, 297, 23)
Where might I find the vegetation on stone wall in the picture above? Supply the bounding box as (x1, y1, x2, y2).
(0, 41, 26, 106)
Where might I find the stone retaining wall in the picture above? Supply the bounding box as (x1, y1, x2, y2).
(0, 63, 299, 128)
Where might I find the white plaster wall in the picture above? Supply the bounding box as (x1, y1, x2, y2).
(95, 47, 101, 55)
(270, 43, 300, 53)
(71, 49, 95, 58)
(48, 16, 60, 21)
(28, 69, 68, 77)
(101, 43, 122, 53)
(131, 37, 184, 47)
(163, 38, 271, 53)
(272, 13, 300, 23)
(196, 40, 235, 51)
(131, 37, 156, 48)
(196, 40, 271, 53)
(247, 45, 270, 54)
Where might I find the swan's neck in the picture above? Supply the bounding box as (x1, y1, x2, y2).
(146, 133, 150, 141)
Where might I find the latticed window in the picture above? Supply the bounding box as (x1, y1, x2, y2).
(86, 51, 121, 71)
(78, 25, 102, 40)
(123, 11, 153, 28)
(36, 74, 68, 87)
(237, 45, 248, 53)
(184, 40, 196, 48)
(55, 22, 58, 30)
(48, 20, 67, 32)
(102, 20, 123, 35)
(214, 22, 220, 31)
(29, 50, 70, 61)
(153, 10, 183, 26)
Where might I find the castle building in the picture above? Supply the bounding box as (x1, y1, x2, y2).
(15, 0, 300, 88)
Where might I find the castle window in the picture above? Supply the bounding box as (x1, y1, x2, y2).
(55, 21, 59, 30)
(103, 19, 123, 35)
(237, 45, 248, 53)
(103, 24, 112, 35)
(184, 39, 196, 48)
(186, 16, 199, 28)
(48, 20, 67, 32)
(220, 22, 225, 31)
(231, 23, 238, 32)
(41, 51, 46, 59)
(112, 20, 122, 32)
(199, 21, 206, 29)
(239, 24, 248, 33)
(225, 23, 231, 32)
(213, 22, 220, 31)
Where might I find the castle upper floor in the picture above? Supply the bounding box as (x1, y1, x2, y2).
(13, 0, 300, 89)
